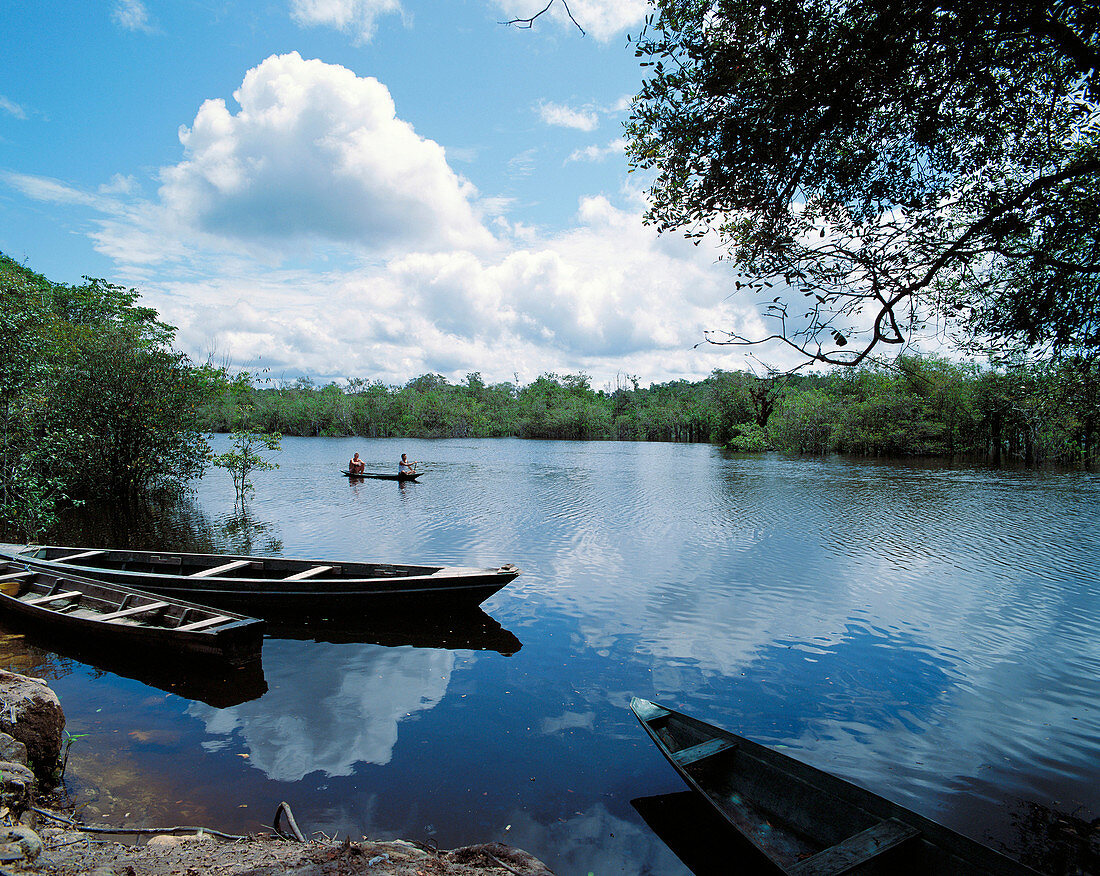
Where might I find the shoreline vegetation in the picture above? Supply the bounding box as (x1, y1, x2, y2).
(2, 252, 1097, 537)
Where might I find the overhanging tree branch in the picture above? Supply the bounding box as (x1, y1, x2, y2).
(501, 0, 585, 35)
(629, 0, 1100, 365)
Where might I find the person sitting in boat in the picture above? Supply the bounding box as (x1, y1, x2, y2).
(349, 453, 365, 474)
(399, 453, 418, 475)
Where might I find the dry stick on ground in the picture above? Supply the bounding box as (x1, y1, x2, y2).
(487, 851, 523, 875)
(33, 800, 308, 844)
(273, 800, 306, 842)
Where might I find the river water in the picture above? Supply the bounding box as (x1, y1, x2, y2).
(2, 438, 1097, 874)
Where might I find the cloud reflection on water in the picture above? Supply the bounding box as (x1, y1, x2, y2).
(189, 640, 454, 781)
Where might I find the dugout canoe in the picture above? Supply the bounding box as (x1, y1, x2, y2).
(343, 470, 421, 481)
(630, 697, 1040, 875)
(0, 558, 264, 662)
(1, 546, 520, 618)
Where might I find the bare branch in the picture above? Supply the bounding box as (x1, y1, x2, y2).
(501, 0, 585, 35)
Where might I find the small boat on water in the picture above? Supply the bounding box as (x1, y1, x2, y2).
(630, 698, 1040, 875)
(343, 470, 421, 481)
(0, 546, 520, 619)
(0, 558, 264, 662)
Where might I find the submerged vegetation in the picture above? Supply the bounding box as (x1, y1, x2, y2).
(2, 252, 1097, 536)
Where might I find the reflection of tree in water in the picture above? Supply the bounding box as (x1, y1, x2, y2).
(215, 506, 282, 557)
(46, 488, 282, 557)
(0, 630, 75, 683)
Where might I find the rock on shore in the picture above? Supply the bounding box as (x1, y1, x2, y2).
(0, 669, 65, 774)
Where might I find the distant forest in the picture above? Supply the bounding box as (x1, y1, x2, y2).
(200, 356, 1099, 469)
(2, 249, 1096, 540)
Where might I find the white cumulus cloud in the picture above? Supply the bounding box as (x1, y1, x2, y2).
(290, 0, 404, 43)
(145, 190, 766, 384)
(154, 52, 494, 257)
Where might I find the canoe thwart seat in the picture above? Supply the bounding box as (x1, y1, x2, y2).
(789, 818, 921, 876)
(670, 737, 737, 767)
(176, 614, 232, 631)
(24, 590, 83, 606)
(54, 549, 107, 563)
(0, 572, 35, 582)
(189, 559, 259, 578)
(99, 601, 171, 621)
(282, 565, 336, 581)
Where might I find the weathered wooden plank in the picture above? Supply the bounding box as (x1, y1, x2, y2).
(670, 737, 737, 767)
(24, 590, 83, 606)
(631, 698, 670, 723)
(176, 614, 232, 631)
(54, 549, 107, 563)
(789, 818, 920, 876)
(282, 565, 334, 581)
(100, 601, 170, 621)
(188, 560, 256, 578)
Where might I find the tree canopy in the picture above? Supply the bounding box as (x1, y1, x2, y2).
(0, 254, 212, 536)
(627, 0, 1100, 364)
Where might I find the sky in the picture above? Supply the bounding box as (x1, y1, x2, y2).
(1, 0, 773, 389)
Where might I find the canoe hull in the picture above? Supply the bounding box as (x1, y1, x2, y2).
(343, 470, 420, 481)
(630, 698, 1039, 876)
(0, 561, 264, 663)
(3, 547, 519, 619)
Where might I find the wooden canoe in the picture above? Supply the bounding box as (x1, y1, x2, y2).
(1, 546, 520, 619)
(630, 698, 1040, 875)
(343, 470, 421, 481)
(0, 558, 264, 663)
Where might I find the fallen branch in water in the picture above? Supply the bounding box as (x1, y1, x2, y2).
(32, 808, 249, 841)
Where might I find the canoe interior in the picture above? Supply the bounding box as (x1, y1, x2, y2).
(0, 559, 264, 661)
(631, 699, 1039, 876)
(636, 700, 864, 866)
(23, 547, 444, 581)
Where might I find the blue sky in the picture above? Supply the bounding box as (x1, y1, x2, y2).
(1, 0, 767, 387)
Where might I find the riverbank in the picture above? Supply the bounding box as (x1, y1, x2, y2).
(33, 816, 554, 875)
(0, 665, 554, 876)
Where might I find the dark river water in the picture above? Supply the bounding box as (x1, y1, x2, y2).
(2, 438, 1098, 874)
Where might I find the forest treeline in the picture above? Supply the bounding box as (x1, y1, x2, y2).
(3, 253, 1097, 536)
(200, 355, 1099, 469)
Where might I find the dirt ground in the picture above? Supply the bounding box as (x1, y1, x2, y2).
(34, 823, 555, 875)
(24, 805, 554, 876)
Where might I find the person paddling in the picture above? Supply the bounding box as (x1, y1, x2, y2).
(399, 453, 418, 476)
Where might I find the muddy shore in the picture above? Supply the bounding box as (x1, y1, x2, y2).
(29, 809, 555, 875)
